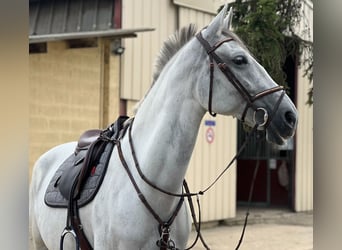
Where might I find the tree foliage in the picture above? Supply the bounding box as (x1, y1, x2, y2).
(223, 0, 313, 104)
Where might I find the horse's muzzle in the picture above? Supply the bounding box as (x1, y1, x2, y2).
(266, 108, 298, 145)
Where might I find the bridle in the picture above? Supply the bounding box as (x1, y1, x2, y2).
(195, 30, 285, 128)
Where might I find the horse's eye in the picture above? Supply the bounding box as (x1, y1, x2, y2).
(232, 55, 248, 65)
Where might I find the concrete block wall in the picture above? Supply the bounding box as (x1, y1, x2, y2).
(29, 40, 120, 178)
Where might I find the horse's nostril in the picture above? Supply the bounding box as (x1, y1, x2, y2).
(285, 111, 297, 127)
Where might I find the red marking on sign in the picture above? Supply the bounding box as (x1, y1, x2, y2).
(206, 127, 215, 144)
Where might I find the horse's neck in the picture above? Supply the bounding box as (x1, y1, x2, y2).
(131, 49, 206, 194)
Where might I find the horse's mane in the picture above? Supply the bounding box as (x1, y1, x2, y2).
(152, 23, 198, 83)
(152, 24, 249, 83)
(133, 24, 247, 114)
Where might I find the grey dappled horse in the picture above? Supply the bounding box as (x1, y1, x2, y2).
(30, 5, 297, 250)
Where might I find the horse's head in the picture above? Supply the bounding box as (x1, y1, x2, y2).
(194, 4, 298, 145)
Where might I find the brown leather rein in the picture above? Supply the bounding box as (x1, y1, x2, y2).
(116, 119, 208, 250)
(116, 118, 263, 250)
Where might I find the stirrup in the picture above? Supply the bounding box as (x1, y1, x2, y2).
(60, 227, 80, 250)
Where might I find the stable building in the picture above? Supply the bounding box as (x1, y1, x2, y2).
(29, 0, 153, 175)
(29, 0, 313, 223)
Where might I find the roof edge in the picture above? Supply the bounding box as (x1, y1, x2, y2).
(29, 28, 154, 44)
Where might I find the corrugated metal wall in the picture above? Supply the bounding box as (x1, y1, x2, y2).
(295, 68, 313, 212)
(121, 0, 177, 100)
(178, 6, 213, 30)
(178, 4, 237, 221)
(294, 0, 313, 211)
(121, 0, 237, 221)
(187, 114, 237, 221)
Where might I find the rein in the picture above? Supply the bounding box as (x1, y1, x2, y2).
(116, 118, 264, 250)
(126, 118, 258, 198)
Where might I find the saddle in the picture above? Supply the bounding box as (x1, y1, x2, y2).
(44, 116, 130, 250)
(45, 116, 130, 207)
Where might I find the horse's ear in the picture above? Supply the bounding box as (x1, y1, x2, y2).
(204, 3, 229, 38)
(223, 7, 233, 31)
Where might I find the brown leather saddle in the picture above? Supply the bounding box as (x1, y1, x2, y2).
(45, 116, 130, 208)
(44, 116, 130, 250)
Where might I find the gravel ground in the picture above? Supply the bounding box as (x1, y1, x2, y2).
(30, 208, 313, 249)
(189, 208, 313, 250)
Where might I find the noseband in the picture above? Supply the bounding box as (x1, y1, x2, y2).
(196, 30, 285, 129)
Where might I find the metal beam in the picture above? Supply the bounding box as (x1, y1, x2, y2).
(29, 28, 154, 44)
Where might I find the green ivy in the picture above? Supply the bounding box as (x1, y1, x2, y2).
(222, 0, 313, 105)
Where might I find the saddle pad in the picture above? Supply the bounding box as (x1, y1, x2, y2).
(44, 140, 115, 208)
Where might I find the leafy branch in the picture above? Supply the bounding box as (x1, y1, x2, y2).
(222, 0, 313, 105)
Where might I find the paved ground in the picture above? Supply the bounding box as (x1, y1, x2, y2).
(188, 207, 313, 250)
(30, 207, 313, 249)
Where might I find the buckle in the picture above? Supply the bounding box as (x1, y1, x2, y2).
(253, 107, 268, 129)
(156, 224, 177, 249)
